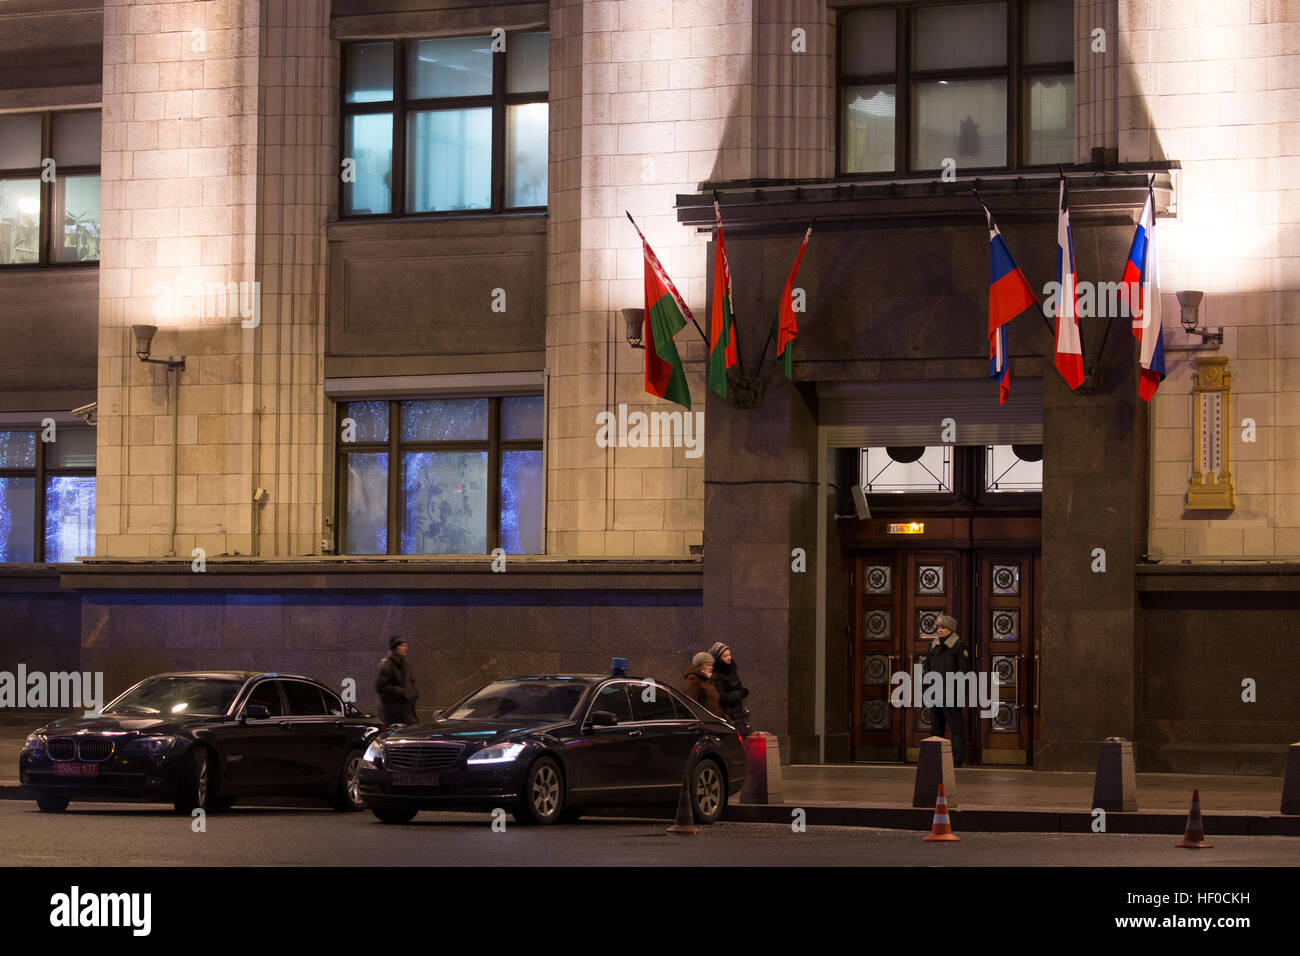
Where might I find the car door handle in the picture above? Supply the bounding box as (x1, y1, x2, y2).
(628, 729, 642, 738)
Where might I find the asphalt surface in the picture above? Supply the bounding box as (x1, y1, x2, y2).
(2, 800, 1298, 866)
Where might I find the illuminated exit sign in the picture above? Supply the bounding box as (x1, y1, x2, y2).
(888, 522, 925, 535)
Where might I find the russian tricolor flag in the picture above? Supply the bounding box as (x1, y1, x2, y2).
(1054, 178, 1085, 389)
(982, 201, 1037, 404)
(1121, 187, 1166, 401)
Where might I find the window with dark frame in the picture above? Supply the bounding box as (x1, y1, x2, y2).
(0, 426, 96, 562)
(336, 396, 544, 555)
(0, 110, 102, 266)
(340, 31, 548, 217)
(838, 0, 1073, 176)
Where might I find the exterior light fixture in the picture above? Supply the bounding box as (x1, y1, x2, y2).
(622, 308, 645, 349)
(131, 324, 186, 370)
(1176, 291, 1222, 346)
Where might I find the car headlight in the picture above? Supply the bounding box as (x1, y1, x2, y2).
(120, 736, 178, 756)
(22, 733, 45, 756)
(467, 742, 526, 765)
(362, 739, 384, 766)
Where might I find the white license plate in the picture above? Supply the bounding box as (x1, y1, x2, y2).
(393, 773, 439, 787)
(53, 762, 98, 777)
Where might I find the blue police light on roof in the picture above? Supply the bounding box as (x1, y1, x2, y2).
(611, 658, 627, 677)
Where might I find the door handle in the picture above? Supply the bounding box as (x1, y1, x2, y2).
(1033, 646, 1041, 713)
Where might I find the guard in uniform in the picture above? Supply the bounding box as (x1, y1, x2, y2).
(925, 614, 970, 767)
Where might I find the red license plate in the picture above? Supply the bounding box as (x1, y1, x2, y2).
(53, 762, 98, 777)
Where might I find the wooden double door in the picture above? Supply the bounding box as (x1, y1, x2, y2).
(850, 549, 1041, 764)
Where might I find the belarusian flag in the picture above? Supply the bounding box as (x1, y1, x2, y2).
(629, 214, 692, 409)
(708, 201, 738, 398)
(770, 225, 812, 380)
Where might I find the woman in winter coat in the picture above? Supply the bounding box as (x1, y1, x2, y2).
(709, 641, 751, 737)
(683, 652, 723, 716)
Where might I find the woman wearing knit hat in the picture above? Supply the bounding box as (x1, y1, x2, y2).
(708, 642, 752, 737)
(924, 614, 970, 767)
(683, 652, 723, 716)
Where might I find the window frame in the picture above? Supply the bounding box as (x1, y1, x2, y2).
(338, 33, 548, 220)
(335, 396, 544, 555)
(836, 0, 1073, 177)
(0, 109, 101, 269)
(0, 425, 96, 563)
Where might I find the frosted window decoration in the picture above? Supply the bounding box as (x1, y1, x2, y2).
(501, 450, 542, 553)
(400, 398, 489, 442)
(0, 430, 37, 469)
(44, 476, 95, 562)
(401, 451, 488, 554)
(343, 453, 388, 554)
(343, 402, 389, 443)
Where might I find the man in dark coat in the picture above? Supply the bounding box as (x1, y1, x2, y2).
(375, 635, 418, 726)
(708, 641, 751, 736)
(924, 614, 970, 767)
(683, 652, 722, 716)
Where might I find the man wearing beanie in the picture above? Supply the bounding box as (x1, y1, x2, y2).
(375, 635, 419, 727)
(708, 642, 752, 737)
(924, 614, 970, 766)
(683, 651, 722, 716)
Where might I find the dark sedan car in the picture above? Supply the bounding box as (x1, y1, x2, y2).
(20, 671, 382, 814)
(359, 674, 747, 825)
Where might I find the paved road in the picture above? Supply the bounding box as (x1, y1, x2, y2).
(2, 800, 1298, 866)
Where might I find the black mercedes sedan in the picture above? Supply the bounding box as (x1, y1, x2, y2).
(359, 674, 747, 825)
(19, 671, 382, 814)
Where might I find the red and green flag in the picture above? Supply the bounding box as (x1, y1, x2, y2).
(708, 201, 738, 398)
(770, 225, 812, 379)
(629, 215, 692, 409)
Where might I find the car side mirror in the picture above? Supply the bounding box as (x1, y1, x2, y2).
(244, 704, 270, 721)
(588, 710, 618, 727)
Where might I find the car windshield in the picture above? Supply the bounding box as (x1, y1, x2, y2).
(103, 676, 244, 717)
(446, 680, 589, 721)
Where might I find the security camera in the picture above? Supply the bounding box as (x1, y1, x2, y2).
(253, 487, 269, 504)
(70, 401, 97, 426)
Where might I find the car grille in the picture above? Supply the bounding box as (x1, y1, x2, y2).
(384, 742, 464, 772)
(46, 736, 114, 762)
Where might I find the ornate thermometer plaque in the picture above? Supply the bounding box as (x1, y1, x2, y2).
(1187, 356, 1234, 510)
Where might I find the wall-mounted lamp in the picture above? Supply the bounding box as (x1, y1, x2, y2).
(132, 324, 186, 370)
(1176, 291, 1222, 347)
(621, 308, 645, 349)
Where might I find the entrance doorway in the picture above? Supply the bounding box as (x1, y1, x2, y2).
(850, 547, 1041, 764)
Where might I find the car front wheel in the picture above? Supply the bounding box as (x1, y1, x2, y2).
(173, 747, 211, 814)
(36, 791, 69, 812)
(514, 757, 563, 825)
(691, 758, 726, 825)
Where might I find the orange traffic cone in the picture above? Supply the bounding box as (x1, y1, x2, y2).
(1175, 789, 1213, 848)
(667, 772, 701, 836)
(923, 783, 960, 842)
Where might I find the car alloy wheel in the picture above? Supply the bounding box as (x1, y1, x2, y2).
(531, 762, 560, 819)
(693, 760, 723, 823)
(195, 753, 208, 807)
(345, 755, 363, 806)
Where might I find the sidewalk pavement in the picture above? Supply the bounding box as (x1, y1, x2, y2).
(2, 719, 1296, 835)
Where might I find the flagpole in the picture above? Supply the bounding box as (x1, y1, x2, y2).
(626, 210, 710, 348)
(1095, 174, 1156, 371)
(755, 218, 814, 374)
(971, 185, 1055, 340)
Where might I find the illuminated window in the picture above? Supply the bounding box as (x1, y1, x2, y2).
(0, 426, 95, 561)
(861, 446, 954, 494)
(340, 32, 548, 217)
(984, 444, 1043, 492)
(337, 396, 543, 554)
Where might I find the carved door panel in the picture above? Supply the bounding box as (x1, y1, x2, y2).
(975, 552, 1039, 764)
